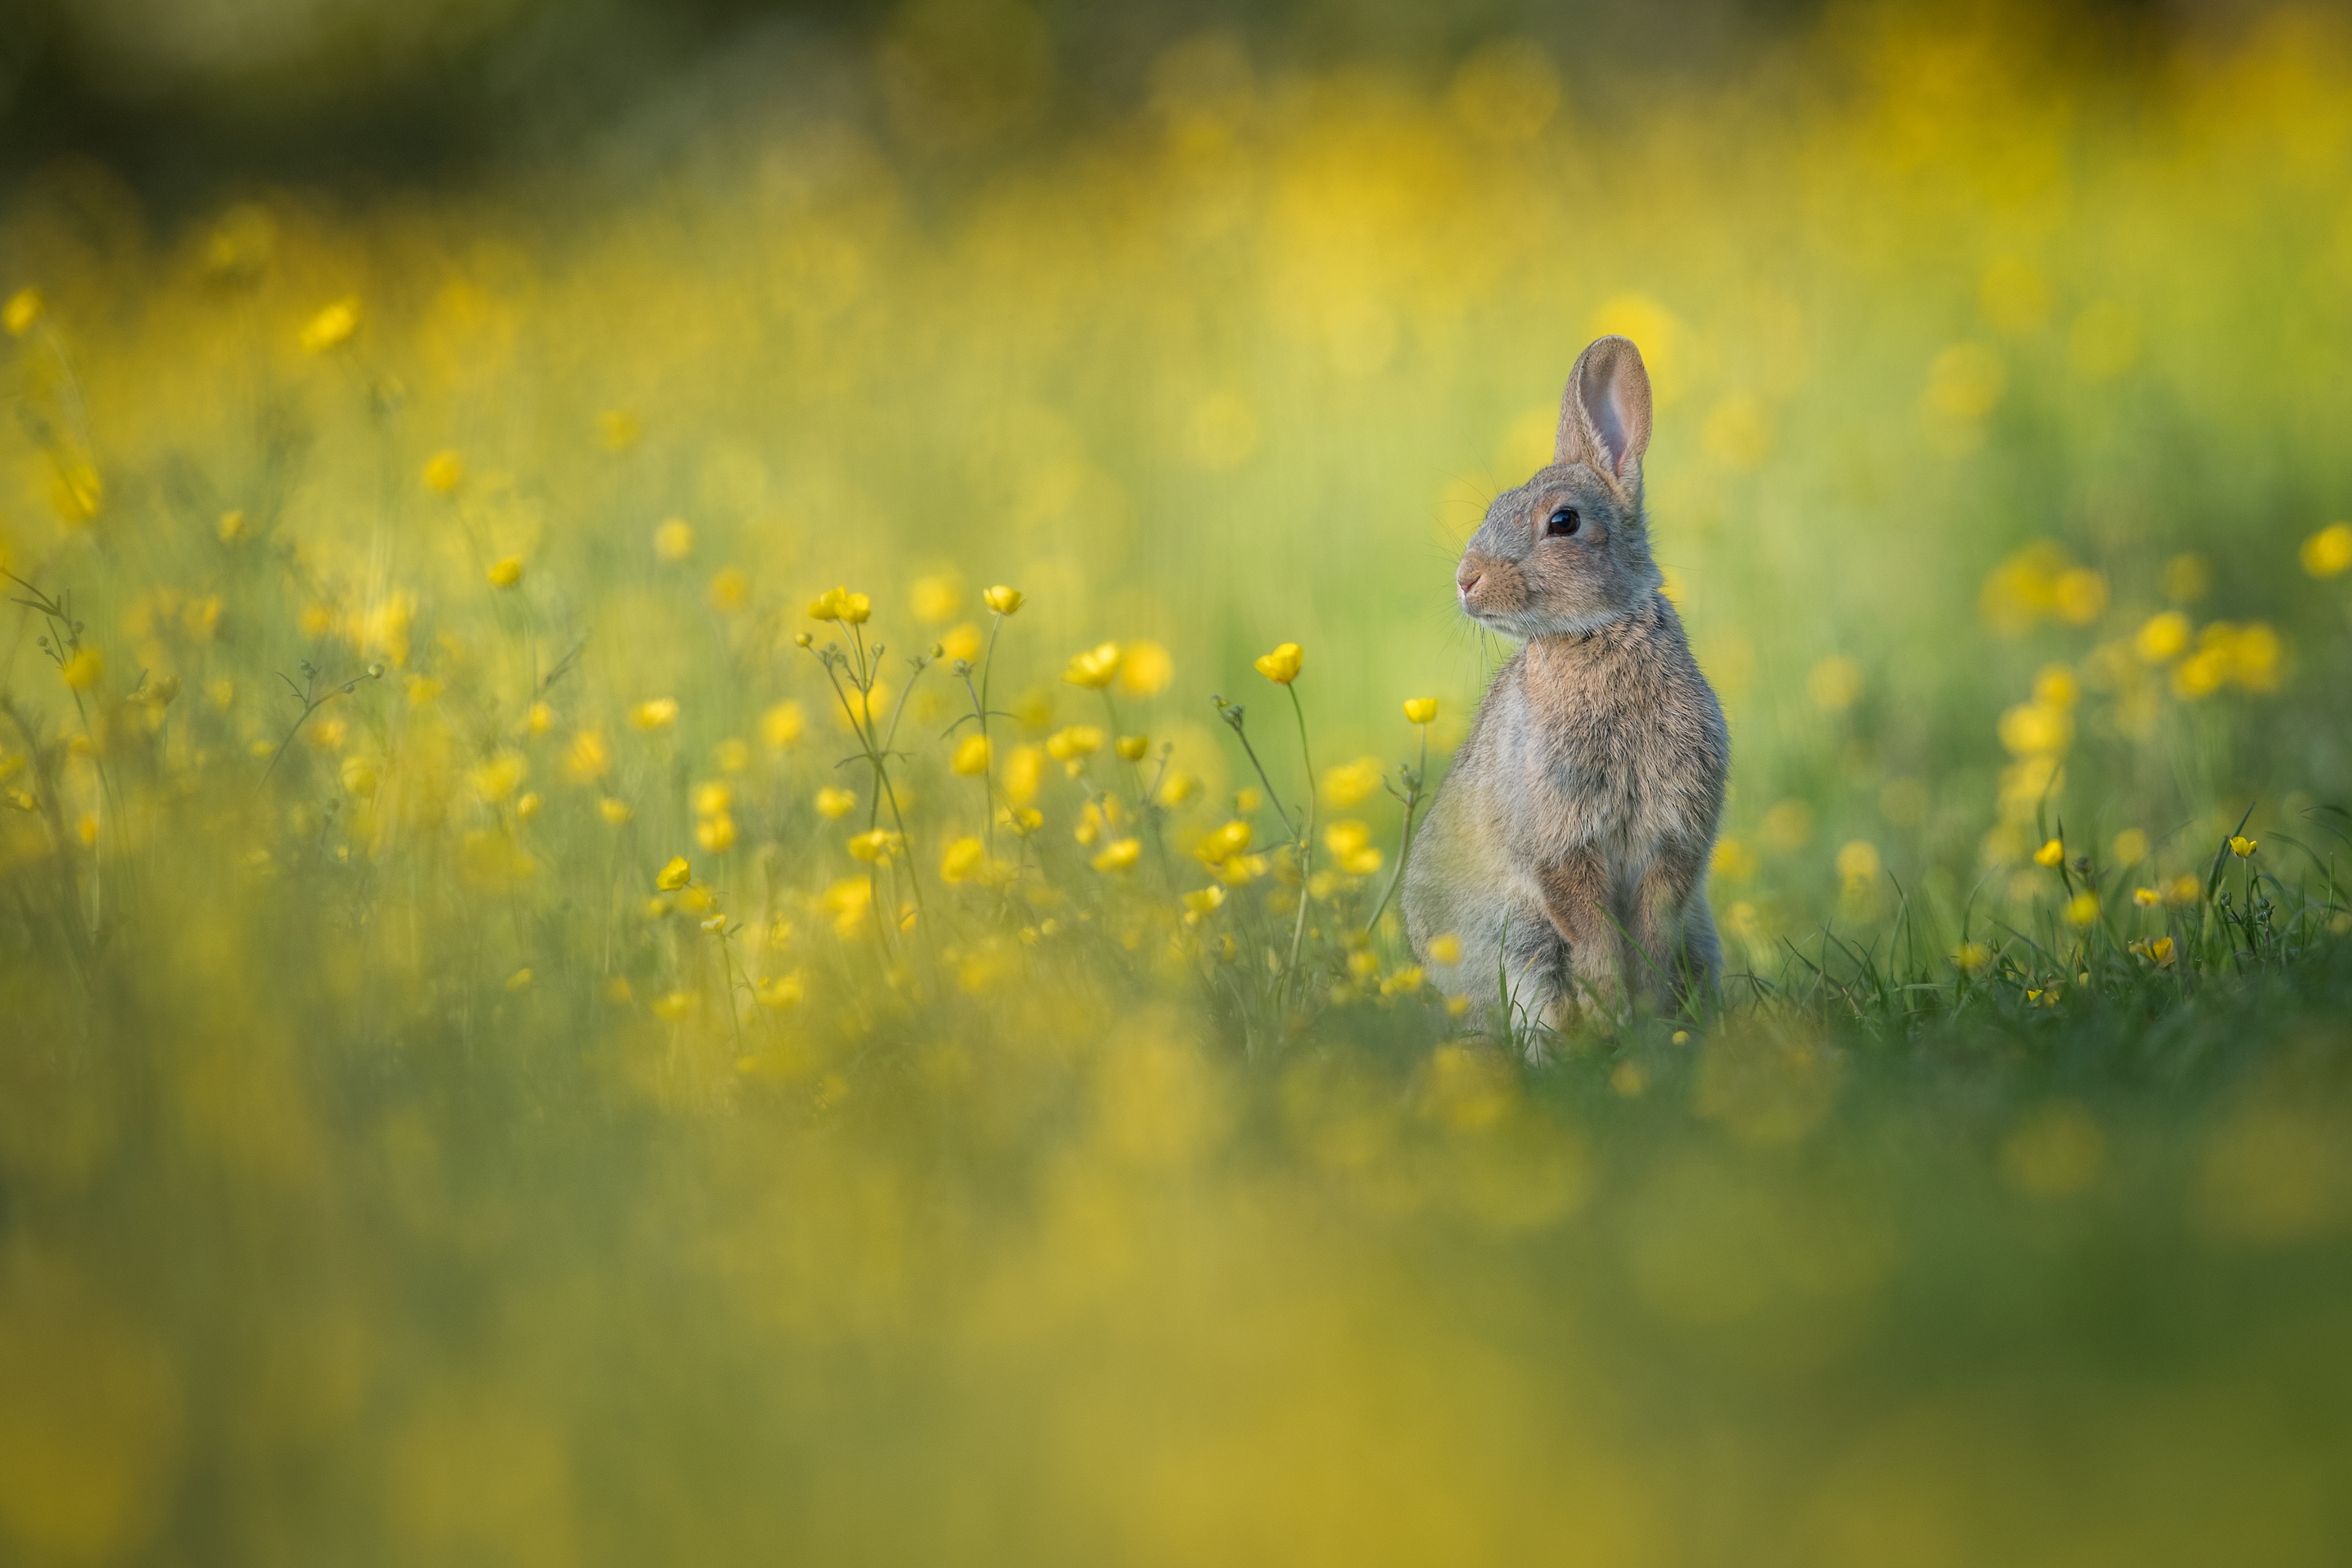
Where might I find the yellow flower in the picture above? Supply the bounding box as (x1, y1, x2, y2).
(1194, 819, 1253, 865)
(1379, 966, 1424, 997)
(1955, 941, 1993, 974)
(505, 968, 534, 992)
(820, 877, 873, 933)
(940, 836, 988, 884)
(1092, 837, 1142, 873)
(652, 990, 696, 1022)
(693, 782, 732, 816)
(952, 734, 991, 775)
(2065, 890, 2101, 926)
(1115, 734, 1150, 762)
(656, 856, 692, 890)
(525, 701, 554, 736)
(700, 912, 728, 934)
(815, 786, 857, 820)
(340, 756, 379, 797)
(1045, 725, 1103, 762)
(982, 584, 1024, 615)
(566, 730, 611, 783)
(941, 622, 984, 663)
(1323, 819, 1384, 876)
(1427, 932, 1464, 967)
(2229, 835, 2257, 858)
(653, 518, 695, 562)
(1321, 757, 1384, 808)
(471, 752, 528, 803)
(763, 701, 806, 749)
(696, 814, 737, 852)
(807, 585, 873, 624)
(59, 647, 103, 690)
(3, 285, 42, 335)
(755, 973, 804, 1010)
(2142, 935, 2175, 966)
(2166, 874, 2202, 905)
(298, 297, 361, 352)
(1254, 641, 1304, 685)
(422, 450, 464, 494)
(910, 573, 964, 624)
(1117, 640, 1173, 697)
(1181, 885, 1226, 919)
(2033, 838, 2065, 868)
(599, 797, 634, 826)
(631, 698, 679, 731)
(217, 509, 246, 542)
(2301, 522, 2352, 579)
(1836, 840, 1882, 885)
(1998, 701, 2072, 757)
(1402, 697, 1439, 725)
(714, 737, 750, 774)
(1002, 745, 1045, 806)
(848, 828, 903, 862)
(486, 556, 524, 590)
(708, 566, 750, 613)
(2133, 887, 2160, 907)
(1063, 641, 1122, 689)
(597, 409, 642, 451)
(2133, 611, 2191, 663)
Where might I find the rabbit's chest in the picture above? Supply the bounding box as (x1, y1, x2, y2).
(1504, 683, 1697, 848)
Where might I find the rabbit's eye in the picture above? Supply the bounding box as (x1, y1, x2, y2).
(1546, 507, 1580, 537)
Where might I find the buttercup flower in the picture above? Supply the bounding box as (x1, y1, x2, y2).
(631, 698, 679, 731)
(299, 297, 361, 352)
(59, 648, 104, 690)
(808, 586, 873, 624)
(982, 584, 1024, 615)
(653, 518, 695, 562)
(1092, 837, 1142, 873)
(848, 828, 903, 862)
(2229, 835, 2257, 858)
(656, 856, 692, 890)
(1403, 697, 1439, 725)
(815, 787, 857, 819)
(422, 451, 464, 494)
(1115, 735, 1150, 761)
(3, 286, 41, 335)
(1117, 640, 1173, 697)
(2033, 838, 2065, 868)
(1254, 642, 1303, 684)
(487, 557, 524, 590)
(1064, 642, 1121, 689)
(2301, 522, 2352, 579)
(952, 735, 991, 775)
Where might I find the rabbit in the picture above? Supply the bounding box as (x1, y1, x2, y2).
(1404, 334, 1728, 1045)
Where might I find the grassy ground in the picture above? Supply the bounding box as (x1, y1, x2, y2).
(4, 4, 2352, 1563)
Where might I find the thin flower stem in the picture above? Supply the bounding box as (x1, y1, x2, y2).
(1362, 728, 1428, 937)
(1282, 683, 1318, 1012)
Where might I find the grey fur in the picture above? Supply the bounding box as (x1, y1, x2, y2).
(1404, 336, 1728, 1043)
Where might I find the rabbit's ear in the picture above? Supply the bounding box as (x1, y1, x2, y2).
(1553, 335, 1654, 480)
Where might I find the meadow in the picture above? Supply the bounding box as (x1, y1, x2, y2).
(4, 2, 2352, 1562)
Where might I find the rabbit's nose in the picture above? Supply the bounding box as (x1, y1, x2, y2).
(1457, 567, 1484, 597)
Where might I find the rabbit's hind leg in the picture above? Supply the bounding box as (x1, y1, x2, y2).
(1671, 885, 1724, 1017)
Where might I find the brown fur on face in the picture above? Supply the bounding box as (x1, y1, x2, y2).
(1406, 335, 1728, 1046)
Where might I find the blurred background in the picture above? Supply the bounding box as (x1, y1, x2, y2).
(7, 0, 2349, 955)
(5, 2, 2352, 1563)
